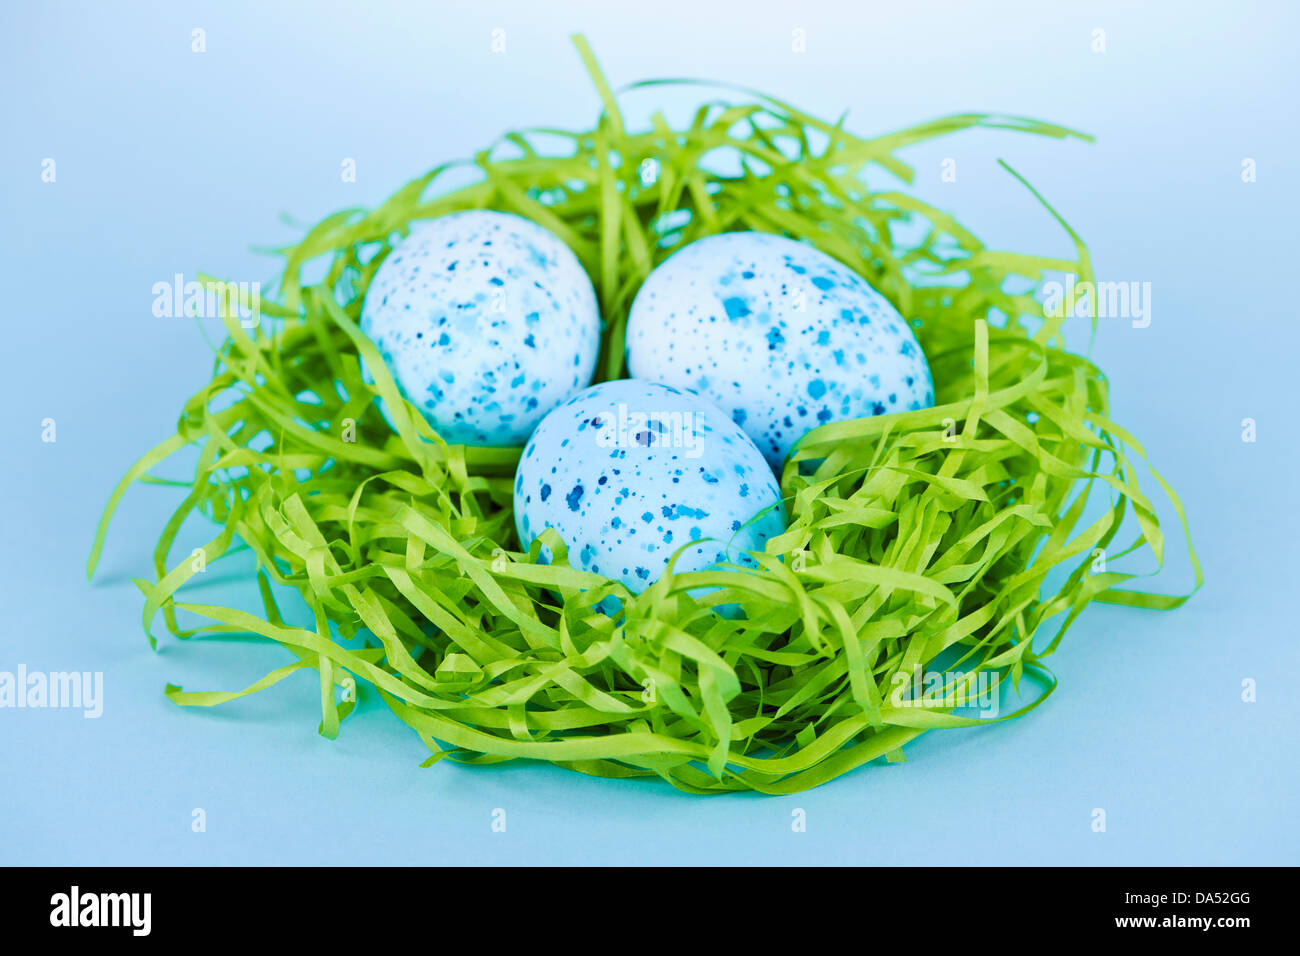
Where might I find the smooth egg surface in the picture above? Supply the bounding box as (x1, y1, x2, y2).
(626, 231, 934, 467)
(360, 210, 600, 446)
(513, 379, 785, 594)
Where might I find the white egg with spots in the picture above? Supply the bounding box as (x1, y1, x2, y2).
(513, 379, 785, 594)
(626, 231, 934, 468)
(360, 210, 600, 446)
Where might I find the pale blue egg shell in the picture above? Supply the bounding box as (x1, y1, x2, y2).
(625, 231, 934, 467)
(360, 210, 600, 446)
(513, 379, 786, 595)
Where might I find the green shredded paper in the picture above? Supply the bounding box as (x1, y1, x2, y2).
(89, 37, 1200, 793)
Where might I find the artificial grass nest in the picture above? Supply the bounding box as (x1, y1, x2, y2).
(89, 37, 1199, 794)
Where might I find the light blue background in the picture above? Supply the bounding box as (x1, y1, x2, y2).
(2, 0, 1296, 865)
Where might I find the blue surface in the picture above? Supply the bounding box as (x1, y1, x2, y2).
(2, 0, 1297, 865)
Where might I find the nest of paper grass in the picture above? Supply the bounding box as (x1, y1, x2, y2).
(89, 38, 1197, 794)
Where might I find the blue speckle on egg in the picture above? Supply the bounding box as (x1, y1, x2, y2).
(513, 379, 786, 594)
(360, 210, 601, 446)
(625, 231, 935, 467)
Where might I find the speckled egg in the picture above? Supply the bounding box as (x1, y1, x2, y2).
(513, 379, 785, 594)
(360, 210, 600, 446)
(625, 231, 934, 468)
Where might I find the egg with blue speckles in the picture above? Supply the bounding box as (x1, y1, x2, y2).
(360, 210, 601, 446)
(626, 231, 934, 468)
(513, 379, 786, 594)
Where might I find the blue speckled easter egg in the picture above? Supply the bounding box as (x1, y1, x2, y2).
(360, 210, 600, 446)
(625, 231, 934, 468)
(513, 379, 786, 594)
